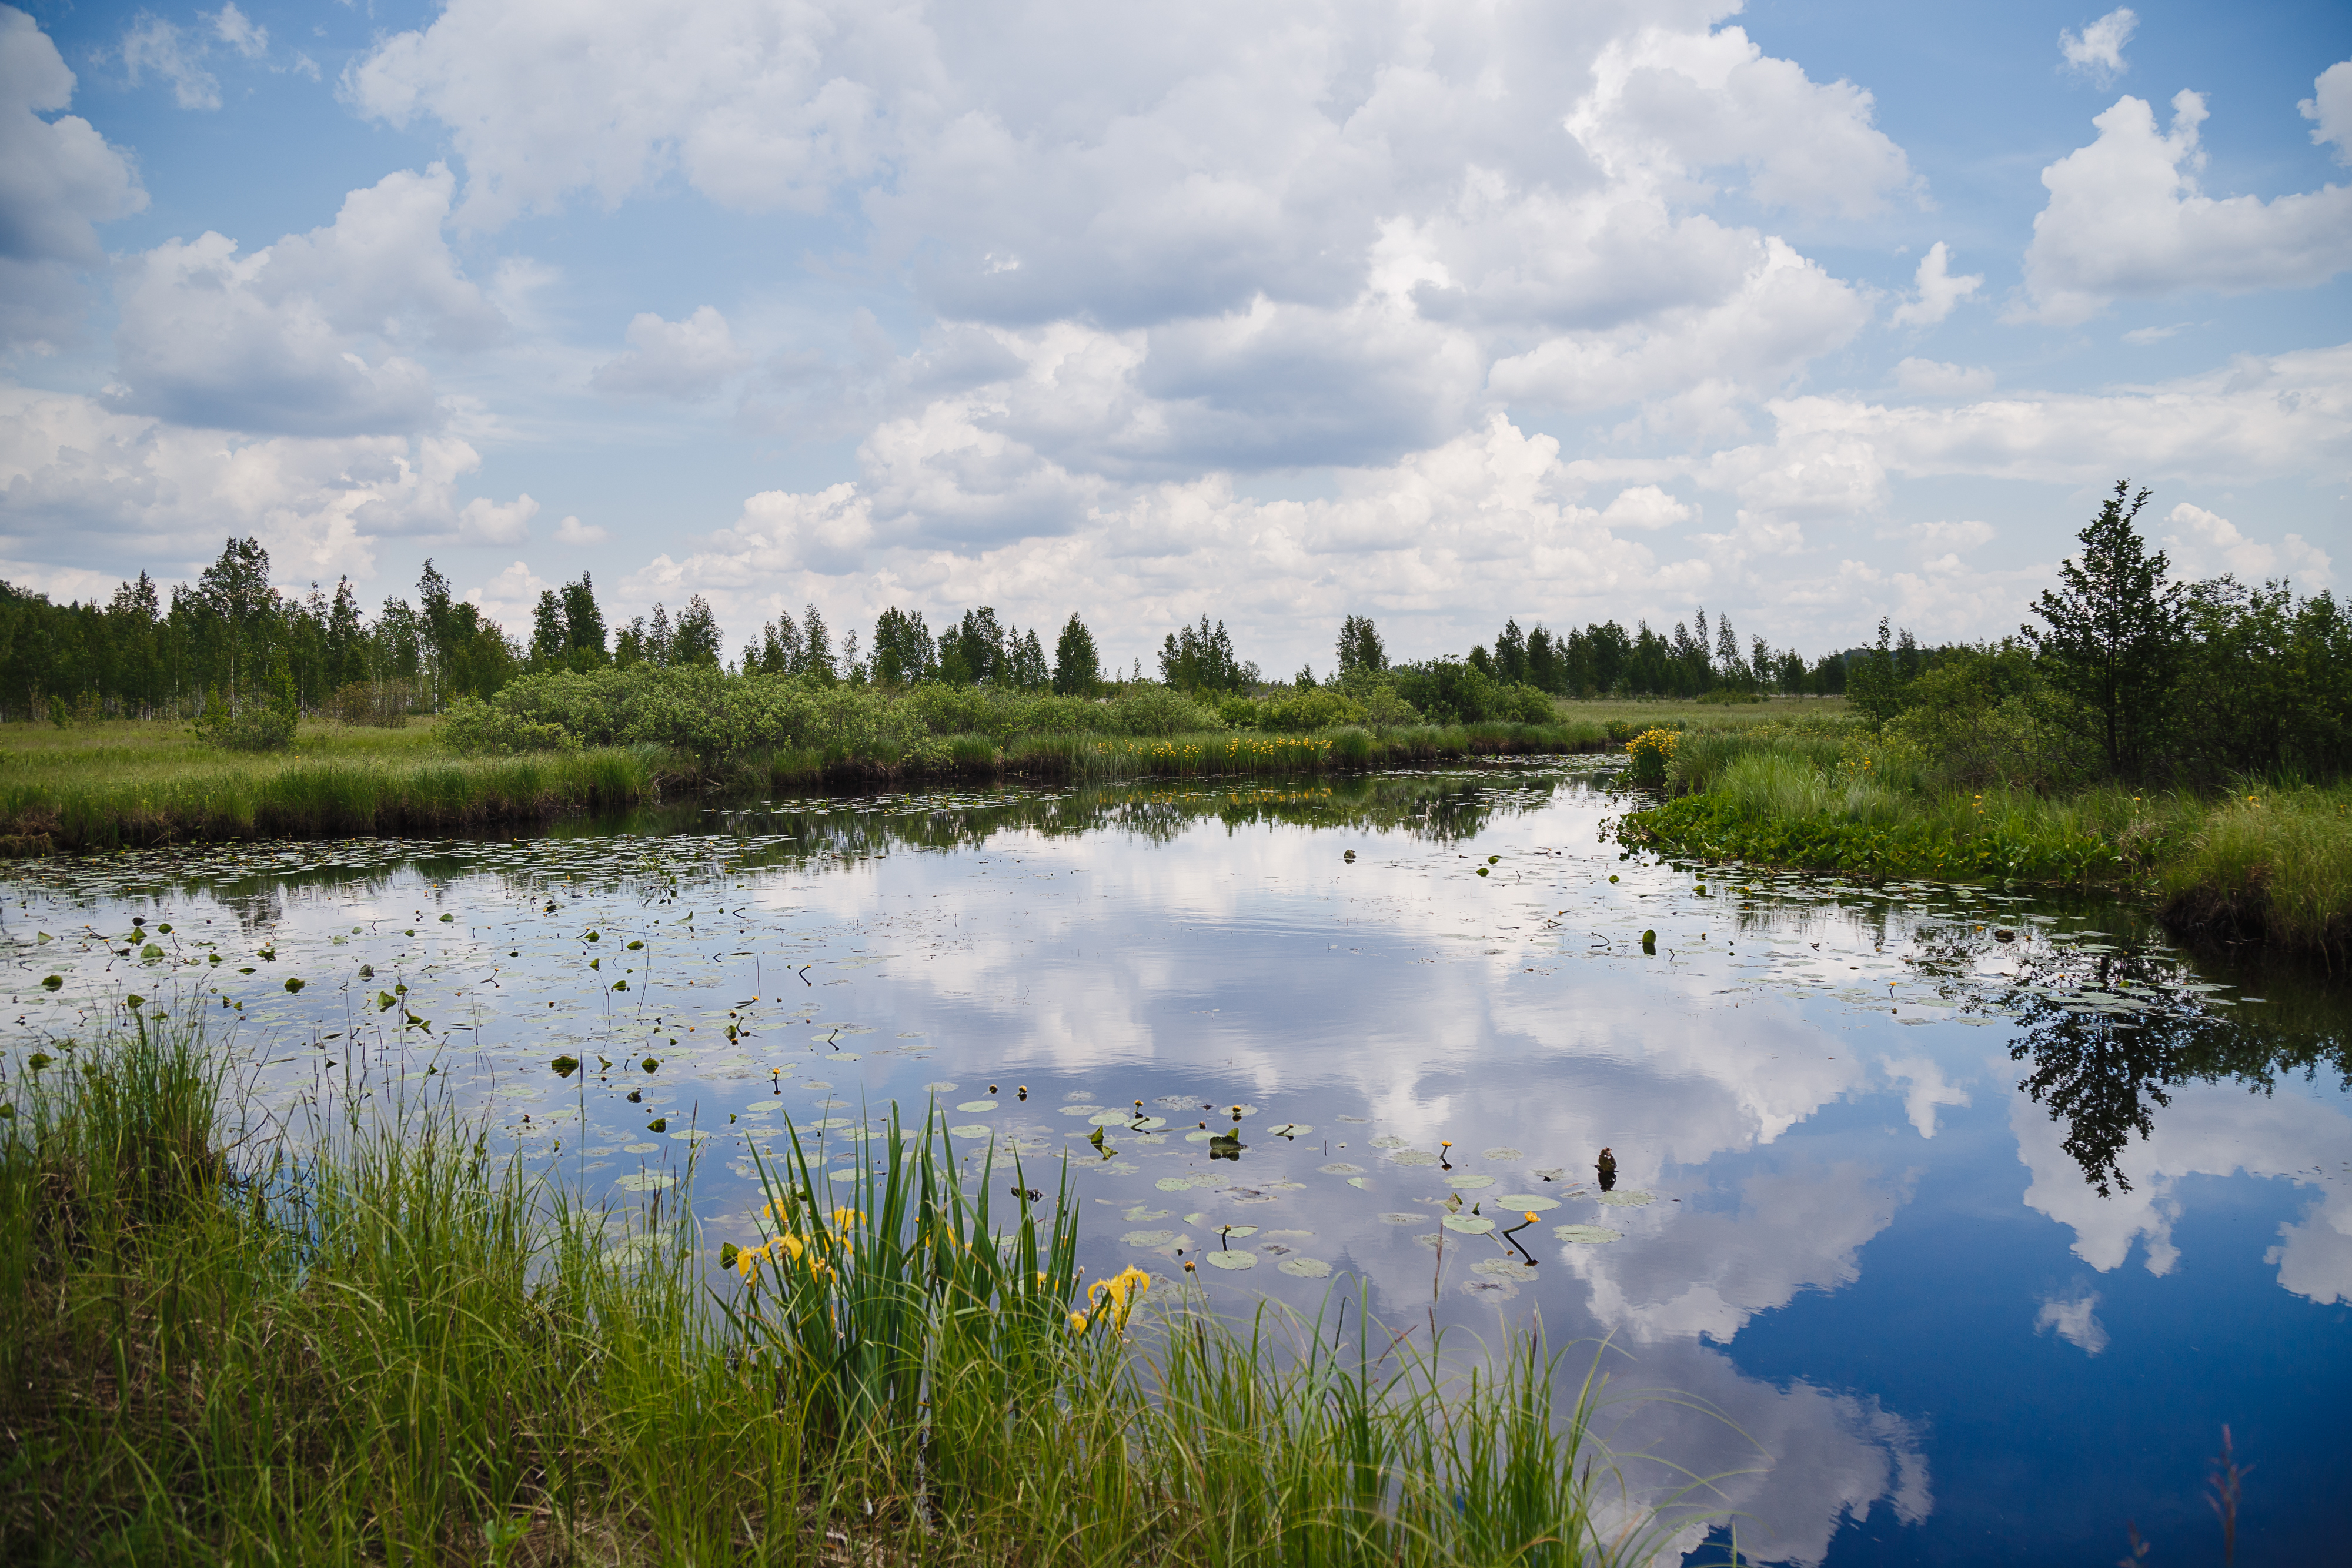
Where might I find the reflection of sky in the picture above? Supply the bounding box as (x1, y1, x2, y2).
(4, 765, 2346, 1564)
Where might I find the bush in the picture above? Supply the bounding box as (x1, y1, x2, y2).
(193, 703, 298, 753)
(1625, 727, 1678, 785)
(323, 680, 417, 727)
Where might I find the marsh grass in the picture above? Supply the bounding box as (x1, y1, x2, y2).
(0, 1024, 1707, 1565)
(1623, 724, 2352, 956)
(1, 718, 659, 853)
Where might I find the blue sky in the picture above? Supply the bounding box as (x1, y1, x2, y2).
(2, 0, 2346, 673)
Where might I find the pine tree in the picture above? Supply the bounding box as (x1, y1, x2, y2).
(1052, 612, 1099, 694)
(2026, 480, 2186, 775)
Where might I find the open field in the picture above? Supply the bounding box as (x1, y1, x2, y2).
(0, 1022, 1688, 1565)
(0, 698, 1828, 852)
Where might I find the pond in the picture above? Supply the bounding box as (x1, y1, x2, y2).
(6, 758, 2347, 1565)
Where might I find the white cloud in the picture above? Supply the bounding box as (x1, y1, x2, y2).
(553, 514, 608, 544)
(2033, 1288, 2110, 1355)
(119, 12, 219, 109)
(1897, 519, 1996, 554)
(2300, 59, 2352, 163)
(0, 7, 147, 349)
(108, 165, 502, 435)
(1892, 357, 1994, 397)
(0, 386, 534, 584)
(592, 305, 753, 400)
(1600, 484, 1692, 531)
(2161, 501, 2333, 586)
(2120, 322, 2187, 345)
(2019, 85, 2352, 325)
(1887, 242, 1982, 328)
(457, 492, 537, 544)
(2058, 8, 2136, 85)
(467, 560, 552, 630)
(209, 2, 266, 59)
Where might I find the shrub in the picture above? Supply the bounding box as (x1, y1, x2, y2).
(1625, 727, 1678, 784)
(193, 703, 298, 753)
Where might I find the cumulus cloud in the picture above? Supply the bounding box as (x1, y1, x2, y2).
(2058, 8, 2136, 85)
(0, 386, 536, 583)
(553, 514, 609, 544)
(592, 305, 753, 400)
(2019, 83, 2352, 325)
(2034, 1288, 2110, 1355)
(2306, 61, 2352, 162)
(108, 165, 503, 435)
(2162, 501, 2333, 586)
(209, 2, 266, 59)
(0, 8, 147, 349)
(345, 0, 1907, 472)
(457, 492, 537, 544)
(1888, 242, 1982, 327)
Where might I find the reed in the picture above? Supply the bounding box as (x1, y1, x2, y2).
(0, 1022, 1700, 1566)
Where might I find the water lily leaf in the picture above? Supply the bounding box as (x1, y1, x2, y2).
(613, 1171, 675, 1192)
(1129, 1116, 1168, 1131)
(1496, 1194, 1559, 1211)
(39, 975, 62, 991)
(1458, 1277, 1519, 1301)
(1369, 1135, 1411, 1149)
(1122, 1229, 1178, 1247)
(624, 1142, 660, 1154)
(550, 1055, 580, 1078)
(1555, 1225, 1621, 1243)
(282, 976, 304, 992)
(1448, 1174, 1494, 1189)
(1278, 1256, 1333, 1278)
(956, 1100, 999, 1113)
(1156, 1176, 1196, 1192)
(1442, 1215, 1495, 1233)
(1347, 1176, 1371, 1189)
(1318, 1162, 1365, 1175)
(1482, 1146, 1524, 1161)
(1473, 1256, 1532, 1277)
(1265, 1123, 1311, 1138)
(1205, 1251, 1256, 1271)
(645, 1117, 668, 1133)
(948, 1125, 993, 1139)
(1595, 1190, 1654, 1207)
(1123, 1206, 1170, 1222)
(1390, 1150, 1439, 1166)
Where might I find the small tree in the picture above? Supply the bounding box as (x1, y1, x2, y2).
(671, 594, 723, 666)
(1052, 612, 1100, 694)
(1336, 614, 1386, 676)
(2026, 481, 2186, 776)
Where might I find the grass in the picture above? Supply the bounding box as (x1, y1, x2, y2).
(0, 1021, 1708, 1566)
(1, 697, 1833, 855)
(1617, 726, 2352, 958)
(0, 719, 659, 854)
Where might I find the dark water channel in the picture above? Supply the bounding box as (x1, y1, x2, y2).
(6, 759, 2347, 1564)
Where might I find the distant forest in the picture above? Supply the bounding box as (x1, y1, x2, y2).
(0, 536, 1863, 724)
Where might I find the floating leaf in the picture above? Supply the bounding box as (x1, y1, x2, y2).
(1459, 1277, 1519, 1301)
(1347, 1176, 1372, 1189)
(440, 913, 455, 923)
(283, 977, 304, 993)
(646, 1117, 668, 1133)
(1278, 1256, 1333, 1278)
(39, 975, 62, 991)
(1369, 1135, 1410, 1149)
(1555, 1225, 1621, 1243)
(550, 1055, 580, 1078)
(1595, 1190, 1654, 1208)
(924, 1082, 960, 1092)
(1377, 1212, 1421, 1225)
(1087, 1110, 1133, 1125)
(1441, 1215, 1495, 1234)
(613, 1171, 675, 1192)
(1205, 1251, 1256, 1271)
(1496, 1194, 1558, 1211)
(1123, 1206, 1170, 1222)
(948, 1124, 993, 1139)
(1482, 1146, 1525, 1161)
(1266, 1123, 1311, 1138)
(141, 943, 164, 961)
(1390, 1150, 1439, 1166)
(1473, 1256, 1531, 1277)
(1122, 1229, 1179, 1247)
(1448, 1174, 1495, 1189)
(26, 1053, 53, 1071)
(956, 1099, 1000, 1113)
(1318, 1162, 1365, 1175)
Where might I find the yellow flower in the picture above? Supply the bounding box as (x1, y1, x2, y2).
(828, 1206, 865, 1231)
(1068, 1310, 1090, 1333)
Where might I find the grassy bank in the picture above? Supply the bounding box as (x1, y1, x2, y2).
(0, 1024, 1689, 1564)
(3, 698, 1822, 854)
(0, 720, 659, 854)
(1616, 723, 2352, 957)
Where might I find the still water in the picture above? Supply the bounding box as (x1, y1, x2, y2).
(6, 760, 2347, 1564)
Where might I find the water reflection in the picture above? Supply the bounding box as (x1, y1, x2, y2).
(4, 760, 2346, 1563)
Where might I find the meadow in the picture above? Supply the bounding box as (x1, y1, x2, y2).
(0, 1021, 1698, 1565)
(0, 693, 1826, 853)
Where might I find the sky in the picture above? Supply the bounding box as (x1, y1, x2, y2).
(1, 0, 2347, 674)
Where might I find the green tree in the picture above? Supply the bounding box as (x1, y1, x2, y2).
(799, 605, 835, 683)
(871, 607, 934, 686)
(560, 574, 609, 668)
(671, 594, 723, 666)
(2026, 481, 2186, 776)
(1051, 612, 1099, 694)
(1336, 614, 1386, 676)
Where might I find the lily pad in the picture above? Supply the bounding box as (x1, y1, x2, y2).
(1265, 1123, 1311, 1138)
(1474, 1256, 1534, 1277)
(624, 1142, 660, 1154)
(1122, 1229, 1179, 1247)
(1318, 1162, 1365, 1175)
(613, 1171, 676, 1192)
(1595, 1190, 1655, 1207)
(923, 1081, 958, 1092)
(1122, 1206, 1170, 1222)
(948, 1125, 994, 1139)
(1481, 1146, 1525, 1161)
(1458, 1277, 1519, 1302)
(1496, 1194, 1559, 1211)
(956, 1100, 1000, 1113)
(1441, 1215, 1496, 1234)
(1555, 1224, 1621, 1243)
(1369, 1135, 1411, 1149)
(1390, 1150, 1439, 1166)
(1205, 1251, 1257, 1271)
(1087, 1109, 1132, 1124)
(1347, 1176, 1372, 1189)
(1378, 1213, 1423, 1225)
(1278, 1256, 1333, 1278)
(1448, 1174, 1495, 1189)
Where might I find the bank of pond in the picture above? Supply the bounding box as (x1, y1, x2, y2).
(1, 1024, 1684, 1564)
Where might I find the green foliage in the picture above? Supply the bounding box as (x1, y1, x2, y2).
(2026, 480, 2187, 776)
(1, 1024, 1682, 1564)
(1051, 611, 1100, 694)
(193, 701, 298, 753)
(1160, 616, 1257, 693)
(1336, 613, 1388, 676)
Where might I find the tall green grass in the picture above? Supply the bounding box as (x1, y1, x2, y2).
(0, 1024, 1703, 1564)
